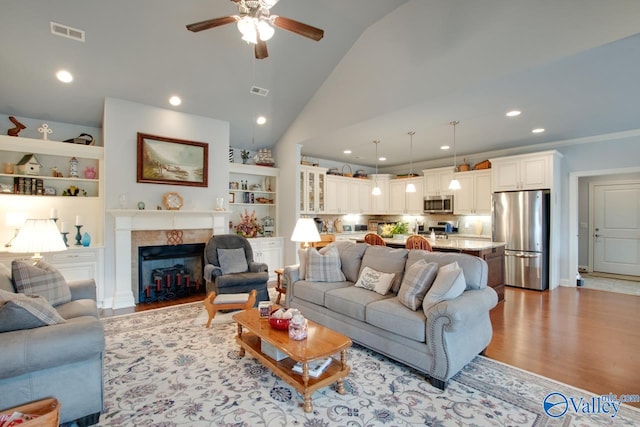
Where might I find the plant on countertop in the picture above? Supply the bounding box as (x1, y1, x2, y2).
(391, 221, 409, 236)
(235, 209, 262, 238)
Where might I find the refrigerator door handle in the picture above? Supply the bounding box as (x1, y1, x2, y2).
(505, 251, 541, 259)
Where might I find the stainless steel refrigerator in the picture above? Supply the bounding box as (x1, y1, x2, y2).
(492, 190, 550, 290)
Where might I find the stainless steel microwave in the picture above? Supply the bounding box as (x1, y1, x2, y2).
(424, 195, 453, 213)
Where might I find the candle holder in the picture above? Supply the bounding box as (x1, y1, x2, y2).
(75, 225, 83, 246)
(50, 217, 58, 224)
(61, 232, 69, 247)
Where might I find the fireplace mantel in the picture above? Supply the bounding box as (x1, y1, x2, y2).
(108, 209, 228, 308)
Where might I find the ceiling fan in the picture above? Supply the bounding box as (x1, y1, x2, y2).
(186, 0, 324, 59)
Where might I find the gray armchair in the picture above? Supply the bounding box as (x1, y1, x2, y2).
(203, 234, 270, 304)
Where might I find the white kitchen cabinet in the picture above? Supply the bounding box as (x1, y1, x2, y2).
(350, 178, 372, 214)
(249, 237, 283, 281)
(326, 175, 372, 214)
(423, 167, 454, 196)
(299, 165, 326, 215)
(388, 177, 423, 214)
(370, 174, 391, 214)
(491, 151, 559, 191)
(453, 170, 492, 215)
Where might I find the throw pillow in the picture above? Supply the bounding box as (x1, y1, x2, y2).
(358, 246, 408, 293)
(423, 262, 466, 313)
(306, 246, 346, 282)
(355, 266, 395, 295)
(0, 289, 66, 332)
(217, 248, 249, 274)
(297, 248, 309, 280)
(12, 260, 71, 306)
(397, 259, 439, 310)
(320, 241, 368, 283)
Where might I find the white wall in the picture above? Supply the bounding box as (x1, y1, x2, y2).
(102, 98, 229, 308)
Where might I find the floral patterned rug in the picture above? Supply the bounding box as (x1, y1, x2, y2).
(98, 303, 640, 426)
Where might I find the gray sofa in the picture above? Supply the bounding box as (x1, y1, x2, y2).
(0, 264, 104, 426)
(284, 241, 498, 389)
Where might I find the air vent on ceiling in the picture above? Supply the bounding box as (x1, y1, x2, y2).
(50, 22, 85, 42)
(250, 86, 269, 97)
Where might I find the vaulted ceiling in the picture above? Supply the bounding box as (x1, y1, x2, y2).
(2, 1, 640, 167)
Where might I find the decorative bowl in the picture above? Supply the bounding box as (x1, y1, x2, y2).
(268, 310, 291, 330)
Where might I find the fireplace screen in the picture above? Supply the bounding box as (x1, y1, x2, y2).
(138, 243, 205, 303)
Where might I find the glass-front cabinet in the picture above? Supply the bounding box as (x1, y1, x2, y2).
(300, 165, 326, 215)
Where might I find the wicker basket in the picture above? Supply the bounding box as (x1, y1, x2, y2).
(0, 397, 59, 426)
(341, 164, 353, 177)
(474, 160, 491, 170)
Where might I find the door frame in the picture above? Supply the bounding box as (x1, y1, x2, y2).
(568, 166, 640, 286)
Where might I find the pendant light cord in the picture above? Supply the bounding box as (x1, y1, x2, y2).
(408, 131, 415, 176)
(450, 121, 459, 170)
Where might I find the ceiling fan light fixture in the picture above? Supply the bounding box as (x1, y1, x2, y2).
(237, 17, 257, 43)
(257, 20, 274, 41)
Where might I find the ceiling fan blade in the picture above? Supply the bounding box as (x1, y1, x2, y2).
(273, 16, 324, 41)
(255, 39, 269, 59)
(186, 16, 237, 32)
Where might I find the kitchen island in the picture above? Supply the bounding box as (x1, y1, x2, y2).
(354, 236, 506, 302)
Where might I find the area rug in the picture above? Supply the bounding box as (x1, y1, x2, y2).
(98, 303, 640, 426)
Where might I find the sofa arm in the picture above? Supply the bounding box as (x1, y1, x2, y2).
(249, 261, 268, 273)
(204, 264, 221, 283)
(426, 288, 498, 333)
(68, 279, 96, 301)
(283, 265, 300, 306)
(0, 316, 105, 380)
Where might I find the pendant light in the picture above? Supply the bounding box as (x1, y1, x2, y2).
(406, 131, 416, 193)
(448, 121, 461, 190)
(371, 140, 382, 196)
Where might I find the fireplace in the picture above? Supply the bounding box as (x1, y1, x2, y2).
(137, 243, 205, 303)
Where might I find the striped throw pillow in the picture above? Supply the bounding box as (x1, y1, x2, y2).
(397, 259, 439, 310)
(306, 246, 346, 282)
(12, 260, 71, 306)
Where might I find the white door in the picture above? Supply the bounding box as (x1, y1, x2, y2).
(593, 183, 640, 275)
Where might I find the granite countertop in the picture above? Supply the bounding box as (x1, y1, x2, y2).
(356, 236, 505, 251)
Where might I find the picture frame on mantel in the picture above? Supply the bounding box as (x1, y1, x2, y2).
(136, 133, 208, 187)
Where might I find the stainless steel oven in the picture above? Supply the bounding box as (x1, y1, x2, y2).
(423, 195, 453, 213)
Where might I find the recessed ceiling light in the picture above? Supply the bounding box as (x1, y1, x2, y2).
(532, 128, 545, 133)
(169, 96, 182, 106)
(440, 145, 450, 150)
(56, 70, 73, 83)
(256, 116, 267, 125)
(343, 150, 352, 154)
(379, 157, 386, 161)
(506, 110, 521, 117)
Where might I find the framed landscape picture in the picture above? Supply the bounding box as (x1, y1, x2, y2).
(137, 133, 208, 187)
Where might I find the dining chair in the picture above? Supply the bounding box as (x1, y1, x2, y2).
(405, 234, 432, 251)
(364, 233, 386, 246)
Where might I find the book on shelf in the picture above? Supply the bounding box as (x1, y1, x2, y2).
(292, 357, 332, 378)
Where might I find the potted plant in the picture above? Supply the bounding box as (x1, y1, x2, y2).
(391, 221, 409, 239)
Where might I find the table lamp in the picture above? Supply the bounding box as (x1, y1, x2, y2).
(8, 218, 67, 262)
(290, 218, 321, 248)
(4, 211, 28, 247)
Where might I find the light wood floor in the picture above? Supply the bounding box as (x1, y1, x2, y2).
(488, 286, 640, 408)
(101, 285, 640, 408)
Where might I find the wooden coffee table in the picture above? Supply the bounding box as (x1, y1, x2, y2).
(232, 308, 352, 412)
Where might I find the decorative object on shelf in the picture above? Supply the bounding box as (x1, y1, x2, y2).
(7, 116, 26, 137)
(61, 232, 69, 247)
(215, 197, 225, 211)
(69, 157, 79, 178)
(137, 201, 145, 210)
(8, 218, 67, 261)
(458, 157, 471, 172)
(229, 181, 239, 190)
(38, 123, 53, 140)
(474, 159, 491, 170)
(2, 162, 14, 174)
(254, 148, 275, 166)
(354, 169, 367, 178)
(63, 133, 94, 145)
(448, 121, 461, 190)
(228, 148, 234, 163)
(81, 232, 91, 247)
(16, 153, 42, 175)
(240, 149, 250, 164)
(62, 186, 82, 196)
(229, 192, 235, 203)
(235, 209, 262, 238)
(261, 216, 274, 236)
(162, 192, 184, 210)
(341, 164, 353, 177)
(84, 166, 96, 179)
(74, 225, 83, 246)
(137, 133, 208, 187)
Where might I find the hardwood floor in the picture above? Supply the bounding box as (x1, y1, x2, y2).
(101, 284, 640, 408)
(488, 286, 640, 408)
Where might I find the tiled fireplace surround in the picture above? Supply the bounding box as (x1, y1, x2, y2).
(109, 211, 227, 308)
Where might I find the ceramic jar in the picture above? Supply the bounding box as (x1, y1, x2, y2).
(289, 313, 308, 340)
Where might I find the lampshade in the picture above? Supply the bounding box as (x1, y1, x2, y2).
(291, 218, 321, 248)
(8, 219, 67, 260)
(448, 179, 461, 190)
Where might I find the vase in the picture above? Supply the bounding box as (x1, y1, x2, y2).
(84, 166, 96, 179)
(81, 232, 91, 247)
